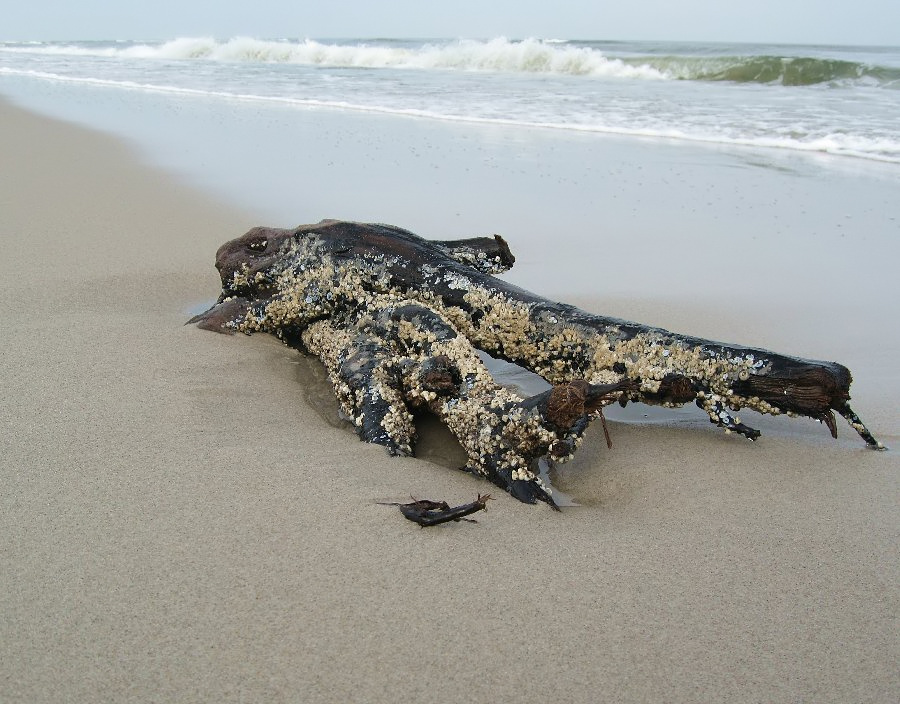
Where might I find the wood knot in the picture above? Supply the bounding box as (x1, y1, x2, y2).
(549, 440, 573, 459)
(418, 355, 461, 395)
(659, 374, 697, 404)
(546, 380, 590, 430)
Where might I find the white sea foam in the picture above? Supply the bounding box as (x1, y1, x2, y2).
(4, 65, 898, 164)
(2, 37, 668, 79)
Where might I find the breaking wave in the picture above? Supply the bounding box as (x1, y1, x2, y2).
(0, 37, 665, 79)
(5, 36, 895, 86)
(633, 54, 900, 87)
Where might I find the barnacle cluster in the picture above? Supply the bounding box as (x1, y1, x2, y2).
(297, 294, 589, 506)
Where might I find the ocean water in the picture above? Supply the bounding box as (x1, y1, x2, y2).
(2, 36, 900, 164)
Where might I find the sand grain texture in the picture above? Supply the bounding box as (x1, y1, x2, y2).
(1, 99, 897, 703)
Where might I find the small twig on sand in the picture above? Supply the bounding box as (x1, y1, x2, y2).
(380, 494, 493, 527)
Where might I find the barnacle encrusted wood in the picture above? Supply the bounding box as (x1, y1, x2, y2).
(191, 219, 884, 506)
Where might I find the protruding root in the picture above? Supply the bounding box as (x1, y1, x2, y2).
(488, 468, 558, 509)
(598, 408, 613, 449)
(835, 403, 886, 450)
(697, 398, 762, 441)
(821, 408, 839, 439)
(186, 296, 251, 334)
(302, 319, 416, 456)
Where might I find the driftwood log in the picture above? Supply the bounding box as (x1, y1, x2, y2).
(191, 220, 883, 507)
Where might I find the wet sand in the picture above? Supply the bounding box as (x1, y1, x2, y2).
(1, 97, 897, 703)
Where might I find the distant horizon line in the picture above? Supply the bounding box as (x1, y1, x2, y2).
(2, 35, 899, 50)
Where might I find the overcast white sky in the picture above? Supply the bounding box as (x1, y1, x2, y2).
(2, 1, 898, 46)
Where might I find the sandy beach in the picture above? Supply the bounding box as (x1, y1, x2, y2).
(1, 96, 898, 703)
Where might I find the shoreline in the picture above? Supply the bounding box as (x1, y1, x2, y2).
(1, 97, 897, 703)
(3, 79, 898, 309)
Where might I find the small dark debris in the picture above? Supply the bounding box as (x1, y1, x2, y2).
(381, 494, 493, 527)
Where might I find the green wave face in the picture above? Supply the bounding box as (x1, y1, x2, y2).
(631, 55, 900, 86)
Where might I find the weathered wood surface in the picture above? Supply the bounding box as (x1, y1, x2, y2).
(191, 219, 883, 506)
